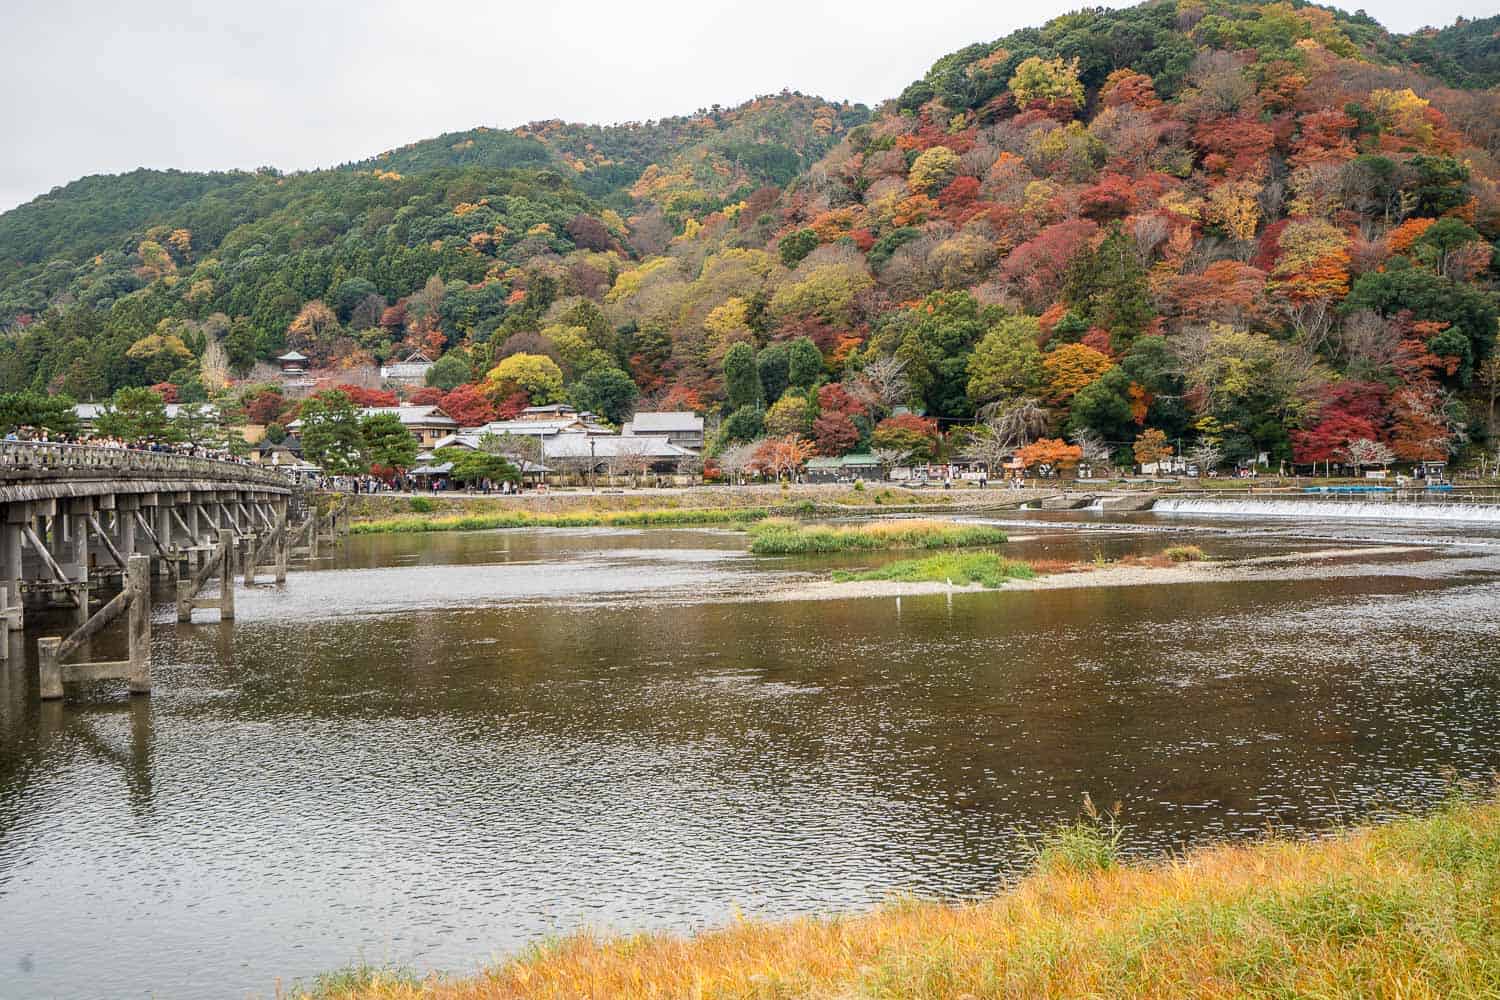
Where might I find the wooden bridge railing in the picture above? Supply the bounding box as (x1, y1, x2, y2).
(0, 440, 292, 490)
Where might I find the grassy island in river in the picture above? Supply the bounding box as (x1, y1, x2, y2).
(747, 518, 1008, 554)
(350, 506, 785, 534)
(832, 550, 1036, 587)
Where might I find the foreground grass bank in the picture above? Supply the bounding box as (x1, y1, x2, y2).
(301, 794, 1500, 999)
(747, 518, 1008, 555)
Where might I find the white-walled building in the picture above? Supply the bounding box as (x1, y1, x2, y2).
(621, 411, 705, 452)
(289, 403, 457, 447)
(379, 351, 435, 385)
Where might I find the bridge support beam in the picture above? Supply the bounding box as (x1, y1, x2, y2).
(38, 554, 151, 701)
(156, 498, 176, 581)
(116, 496, 139, 562)
(240, 531, 258, 587)
(0, 586, 18, 659)
(176, 529, 236, 624)
(219, 528, 236, 621)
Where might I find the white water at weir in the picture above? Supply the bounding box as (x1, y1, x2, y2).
(1153, 497, 1500, 523)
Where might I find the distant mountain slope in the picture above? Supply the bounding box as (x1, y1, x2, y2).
(0, 94, 866, 331)
(350, 94, 871, 209)
(0, 163, 614, 395)
(1384, 14, 1500, 89)
(0, 169, 260, 280)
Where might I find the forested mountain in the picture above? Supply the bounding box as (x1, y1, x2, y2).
(1383, 14, 1500, 89)
(3, 0, 1499, 473)
(0, 95, 865, 325)
(0, 169, 255, 280)
(350, 94, 871, 208)
(0, 166, 613, 394)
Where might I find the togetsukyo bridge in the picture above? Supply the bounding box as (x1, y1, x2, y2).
(0, 442, 347, 700)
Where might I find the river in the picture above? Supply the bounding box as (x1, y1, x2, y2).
(2, 509, 1499, 999)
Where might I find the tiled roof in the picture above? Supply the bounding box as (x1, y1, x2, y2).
(623, 411, 704, 434)
(541, 433, 693, 459)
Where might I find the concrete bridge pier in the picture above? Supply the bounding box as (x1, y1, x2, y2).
(153, 496, 176, 581)
(61, 500, 92, 627)
(176, 529, 236, 624)
(0, 584, 19, 660)
(243, 536, 261, 586)
(274, 499, 289, 584)
(116, 497, 139, 568)
(37, 554, 151, 701)
(2, 515, 25, 632)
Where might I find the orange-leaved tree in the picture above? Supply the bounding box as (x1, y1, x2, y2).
(1016, 438, 1083, 473)
(1269, 219, 1351, 304)
(753, 435, 815, 481)
(1043, 343, 1115, 403)
(1133, 428, 1174, 470)
(1390, 386, 1462, 462)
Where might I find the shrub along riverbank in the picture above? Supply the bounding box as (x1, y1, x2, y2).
(747, 518, 1008, 554)
(300, 793, 1500, 999)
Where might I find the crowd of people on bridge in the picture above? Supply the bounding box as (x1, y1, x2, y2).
(3, 426, 65, 444)
(311, 473, 528, 495)
(3, 426, 260, 467)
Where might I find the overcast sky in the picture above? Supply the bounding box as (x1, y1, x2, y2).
(2, 0, 1494, 212)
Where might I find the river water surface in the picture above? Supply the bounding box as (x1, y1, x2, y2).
(2, 510, 1500, 999)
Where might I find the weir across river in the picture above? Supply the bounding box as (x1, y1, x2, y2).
(0, 441, 348, 700)
(1152, 486, 1500, 523)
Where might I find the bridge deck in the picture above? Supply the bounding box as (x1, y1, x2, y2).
(1, 441, 291, 501)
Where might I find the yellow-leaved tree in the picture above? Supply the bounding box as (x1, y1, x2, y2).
(1270, 219, 1351, 304)
(484, 353, 564, 405)
(1205, 180, 1263, 242)
(908, 146, 960, 195)
(1009, 56, 1085, 108)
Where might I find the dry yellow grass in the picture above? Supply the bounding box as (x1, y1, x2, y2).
(298, 795, 1500, 999)
(747, 518, 1008, 554)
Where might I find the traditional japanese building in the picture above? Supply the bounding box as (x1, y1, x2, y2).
(621, 411, 705, 452)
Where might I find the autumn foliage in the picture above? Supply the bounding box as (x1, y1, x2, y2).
(1016, 438, 1084, 471)
(752, 435, 816, 478)
(3, 0, 1496, 481)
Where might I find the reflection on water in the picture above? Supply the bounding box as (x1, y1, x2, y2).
(2, 512, 1500, 999)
